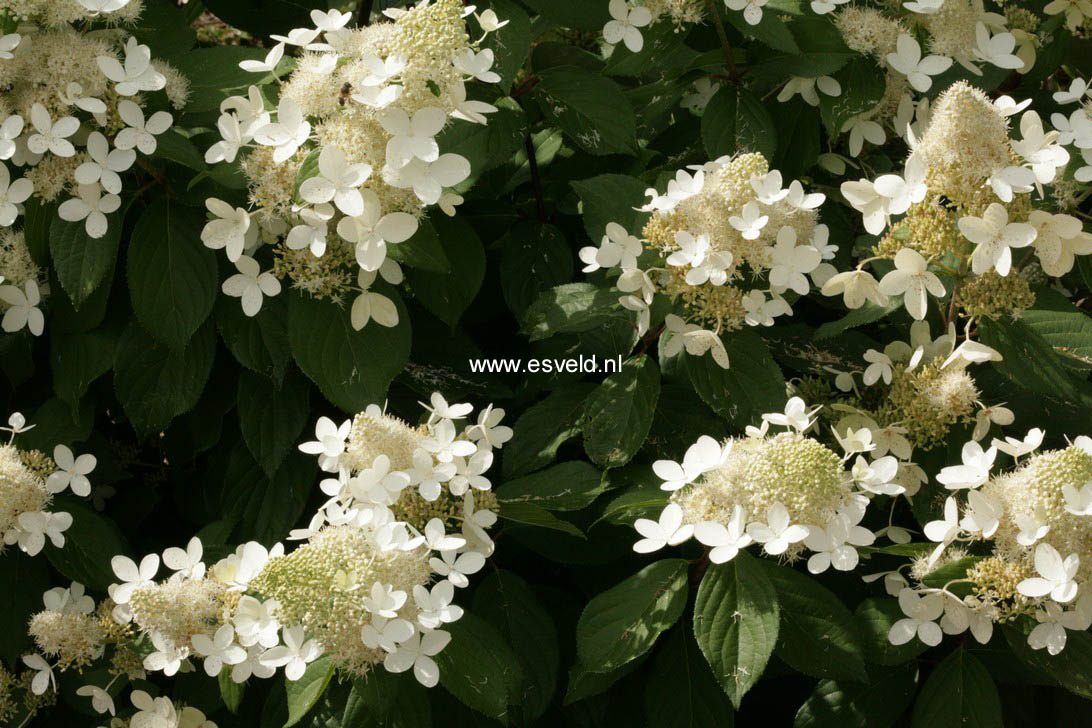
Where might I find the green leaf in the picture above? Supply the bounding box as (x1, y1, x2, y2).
(724, 5, 798, 53)
(21, 197, 52, 267)
(581, 355, 661, 468)
(436, 612, 524, 723)
(215, 293, 292, 385)
(439, 101, 528, 181)
(131, 0, 196, 57)
(49, 213, 121, 310)
(685, 329, 786, 429)
(284, 654, 335, 727)
(18, 397, 94, 451)
(50, 328, 118, 406)
(127, 199, 218, 350)
(594, 476, 669, 527)
(1020, 288, 1092, 370)
(238, 366, 311, 478)
(113, 321, 216, 438)
(854, 598, 928, 666)
(820, 58, 887, 140)
(473, 570, 559, 722)
(387, 218, 451, 273)
(519, 0, 610, 31)
(815, 299, 901, 340)
(693, 551, 779, 708)
(978, 317, 1092, 407)
(502, 384, 594, 477)
(920, 555, 981, 598)
(910, 649, 1001, 728)
(498, 221, 574, 318)
(576, 559, 689, 673)
(497, 461, 606, 511)
(221, 448, 314, 546)
(760, 562, 867, 681)
(287, 288, 410, 413)
(794, 664, 917, 728)
(44, 498, 129, 591)
(0, 552, 52, 663)
(497, 501, 584, 537)
(151, 129, 206, 171)
(1004, 622, 1092, 699)
(406, 216, 485, 329)
(646, 627, 736, 728)
(523, 282, 625, 341)
(772, 98, 821, 180)
(564, 654, 648, 704)
(702, 85, 778, 160)
(533, 67, 638, 155)
(571, 174, 650, 243)
(170, 46, 285, 113)
(219, 669, 246, 714)
(751, 16, 854, 77)
(479, 0, 531, 88)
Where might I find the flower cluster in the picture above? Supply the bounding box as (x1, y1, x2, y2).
(0, 0, 188, 337)
(634, 397, 894, 574)
(883, 432, 1092, 656)
(582, 153, 833, 368)
(1, 411, 96, 557)
(830, 82, 1090, 323)
(199, 0, 504, 325)
(24, 392, 508, 722)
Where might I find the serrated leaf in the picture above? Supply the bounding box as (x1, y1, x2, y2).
(815, 299, 901, 340)
(750, 16, 854, 77)
(284, 654, 334, 727)
(570, 173, 650, 243)
(581, 355, 661, 468)
(1020, 288, 1092, 370)
(576, 559, 689, 673)
(479, 0, 531, 87)
(854, 597, 929, 666)
(127, 199, 218, 350)
(170, 46, 286, 112)
(498, 221, 574, 317)
(221, 447, 313, 546)
(44, 497, 129, 591)
(820, 58, 886, 140)
(1004, 622, 1092, 699)
(502, 384, 594, 477)
(436, 612, 524, 723)
(702, 85, 777, 160)
(387, 218, 451, 273)
(497, 461, 606, 511)
(910, 649, 1001, 728)
(760, 561, 868, 681)
(533, 67, 638, 156)
(794, 664, 917, 728)
(237, 366, 310, 478)
(685, 329, 786, 429)
(523, 283, 625, 341)
(50, 328, 118, 406)
(215, 293, 292, 385)
(978, 317, 1092, 407)
(49, 212, 121, 310)
(724, 5, 798, 53)
(219, 669, 246, 714)
(520, 0, 610, 31)
(406, 216, 484, 329)
(498, 501, 584, 537)
(287, 288, 410, 413)
(693, 551, 779, 708)
(113, 321, 216, 438)
(646, 627, 736, 728)
(0, 552, 50, 662)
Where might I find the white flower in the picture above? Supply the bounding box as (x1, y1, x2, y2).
(768, 227, 820, 295)
(888, 589, 944, 646)
(762, 396, 819, 433)
(192, 624, 247, 677)
(22, 654, 54, 695)
(269, 27, 323, 49)
(260, 626, 323, 680)
(581, 222, 643, 273)
(873, 153, 928, 218)
(1028, 597, 1092, 655)
(74, 132, 135, 196)
(58, 183, 121, 239)
(746, 502, 809, 556)
(422, 419, 477, 463)
(76, 684, 116, 716)
(1016, 510, 1051, 546)
(130, 689, 178, 726)
(603, 0, 652, 53)
(299, 145, 372, 216)
(841, 115, 885, 157)
(115, 101, 172, 155)
(11, 511, 72, 555)
(960, 490, 1003, 538)
(923, 496, 960, 564)
(726, 0, 769, 25)
(109, 553, 159, 604)
(286, 204, 334, 257)
(903, 0, 945, 12)
(821, 270, 886, 309)
(777, 76, 841, 106)
(0, 280, 44, 336)
(430, 547, 485, 589)
(466, 405, 513, 451)
(972, 23, 1024, 70)
(886, 35, 951, 93)
(878, 248, 945, 320)
(662, 315, 730, 369)
(742, 290, 791, 327)
(163, 536, 205, 580)
(694, 505, 753, 563)
(957, 203, 1037, 276)
(298, 416, 351, 472)
(449, 80, 497, 125)
(201, 199, 253, 262)
(653, 435, 724, 492)
(414, 581, 463, 629)
(992, 428, 1045, 459)
(384, 630, 450, 687)
(97, 37, 165, 95)
(633, 503, 694, 553)
(26, 103, 78, 157)
(384, 154, 471, 205)
(1054, 78, 1091, 105)
(1063, 482, 1092, 516)
(0, 33, 19, 59)
(3, 412, 32, 435)
(670, 231, 732, 286)
(811, 0, 850, 13)
(361, 616, 415, 653)
(222, 255, 281, 317)
(850, 455, 904, 496)
(452, 47, 501, 84)
(239, 43, 285, 73)
(212, 541, 283, 591)
(840, 178, 888, 235)
(254, 98, 311, 163)
(475, 8, 510, 32)
(43, 582, 95, 614)
(804, 514, 874, 573)
(45, 445, 96, 497)
(728, 201, 768, 240)
(1028, 211, 1092, 277)
(0, 114, 24, 161)
(937, 441, 996, 490)
(337, 190, 418, 271)
(350, 270, 400, 330)
(233, 596, 281, 648)
(1018, 543, 1079, 603)
(862, 349, 893, 386)
(425, 393, 474, 425)
(973, 403, 1014, 441)
(231, 645, 276, 683)
(380, 106, 447, 168)
(1012, 111, 1070, 186)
